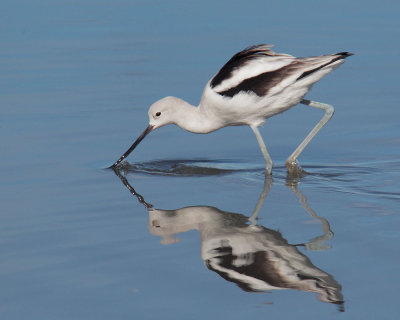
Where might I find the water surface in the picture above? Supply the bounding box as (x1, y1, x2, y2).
(1, 0, 399, 319)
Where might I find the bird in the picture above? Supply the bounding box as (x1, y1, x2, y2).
(110, 44, 352, 174)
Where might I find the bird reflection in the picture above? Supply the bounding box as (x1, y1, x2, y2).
(112, 168, 344, 310)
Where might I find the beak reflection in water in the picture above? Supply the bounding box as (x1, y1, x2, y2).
(109, 125, 154, 168)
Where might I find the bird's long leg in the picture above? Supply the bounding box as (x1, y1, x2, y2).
(286, 99, 334, 174)
(248, 175, 273, 226)
(250, 125, 273, 175)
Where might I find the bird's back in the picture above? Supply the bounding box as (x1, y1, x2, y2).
(200, 44, 352, 127)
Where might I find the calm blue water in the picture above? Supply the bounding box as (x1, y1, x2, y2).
(1, 0, 399, 319)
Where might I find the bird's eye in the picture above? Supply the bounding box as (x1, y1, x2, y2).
(155, 112, 161, 117)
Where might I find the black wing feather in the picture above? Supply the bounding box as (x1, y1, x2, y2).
(210, 44, 276, 88)
(216, 51, 353, 98)
(297, 52, 353, 81)
(217, 66, 296, 98)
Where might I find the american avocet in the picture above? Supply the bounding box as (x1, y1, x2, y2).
(110, 44, 352, 174)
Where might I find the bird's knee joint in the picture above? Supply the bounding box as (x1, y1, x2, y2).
(325, 105, 335, 117)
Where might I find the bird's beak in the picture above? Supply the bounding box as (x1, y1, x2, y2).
(109, 124, 154, 168)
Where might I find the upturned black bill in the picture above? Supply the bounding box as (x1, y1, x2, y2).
(109, 125, 154, 168)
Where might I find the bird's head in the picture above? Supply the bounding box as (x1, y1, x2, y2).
(109, 96, 179, 168)
(148, 96, 179, 130)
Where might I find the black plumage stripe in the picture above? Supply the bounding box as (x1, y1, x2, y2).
(297, 52, 353, 81)
(217, 67, 293, 97)
(210, 44, 275, 88)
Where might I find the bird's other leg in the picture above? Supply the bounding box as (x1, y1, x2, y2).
(250, 125, 273, 175)
(286, 99, 334, 175)
(288, 183, 334, 251)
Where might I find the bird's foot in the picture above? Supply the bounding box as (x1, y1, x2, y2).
(264, 161, 273, 175)
(264, 168, 272, 175)
(285, 160, 306, 178)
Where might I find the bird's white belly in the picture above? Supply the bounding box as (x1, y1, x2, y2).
(203, 86, 309, 128)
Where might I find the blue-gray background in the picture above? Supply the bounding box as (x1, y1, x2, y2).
(1, 0, 399, 319)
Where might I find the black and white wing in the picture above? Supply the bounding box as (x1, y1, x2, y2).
(210, 44, 352, 98)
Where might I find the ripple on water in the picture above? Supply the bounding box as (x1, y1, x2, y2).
(112, 159, 400, 201)
(301, 160, 400, 202)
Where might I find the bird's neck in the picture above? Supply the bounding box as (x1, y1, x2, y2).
(174, 99, 221, 134)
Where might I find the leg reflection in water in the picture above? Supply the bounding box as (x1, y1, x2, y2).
(112, 168, 344, 310)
